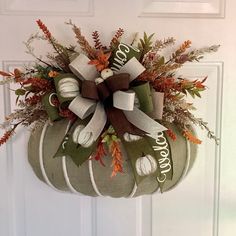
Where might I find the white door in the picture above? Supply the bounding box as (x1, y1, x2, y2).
(0, 0, 234, 235)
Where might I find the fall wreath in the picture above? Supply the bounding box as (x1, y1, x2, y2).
(0, 20, 219, 197)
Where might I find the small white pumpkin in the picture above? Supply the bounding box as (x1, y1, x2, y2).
(95, 77, 104, 85)
(135, 154, 157, 176)
(101, 68, 113, 79)
(123, 133, 142, 142)
(95, 77, 104, 84)
(72, 125, 94, 148)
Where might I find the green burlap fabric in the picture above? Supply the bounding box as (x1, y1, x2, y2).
(28, 119, 197, 197)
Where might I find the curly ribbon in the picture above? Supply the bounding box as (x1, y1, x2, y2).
(54, 73, 80, 105)
(42, 92, 61, 121)
(72, 102, 107, 147)
(69, 96, 96, 119)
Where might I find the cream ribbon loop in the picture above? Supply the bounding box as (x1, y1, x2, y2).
(69, 96, 96, 120)
(69, 54, 99, 80)
(118, 57, 146, 81)
(113, 90, 135, 111)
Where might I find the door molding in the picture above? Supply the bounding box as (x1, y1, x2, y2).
(0, 0, 94, 16)
(138, 0, 225, 18)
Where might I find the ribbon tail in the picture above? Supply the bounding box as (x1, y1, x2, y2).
(76, 102, 107, 146)
(145, 133, 173, 192)
(123, 107, 167, 139)
(121, 137, 161, 187)
(122, 132, 173, 192)
(106, 107, 145, 138)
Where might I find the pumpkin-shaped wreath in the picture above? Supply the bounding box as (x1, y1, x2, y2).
(0, 20, 219, 197)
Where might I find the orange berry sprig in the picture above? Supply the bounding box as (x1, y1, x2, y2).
(0, 130, 14, 146)
(175, 40, 192, 55)
(166, 129, 177, 141)
(110, 140, 123, 177)
(110, 28, 124, 49)
(92, 139, 107, 167)
(36, 19, 52, 40)
(183, 130, 202, 144)
(92, 31, 103, 50)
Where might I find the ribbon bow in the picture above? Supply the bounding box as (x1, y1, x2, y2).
(66, 57, 167, 149)
(45, 44, 173, 189)
(43, 51, 167, 148)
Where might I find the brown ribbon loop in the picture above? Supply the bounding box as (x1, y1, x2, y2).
(105, 73, 130, 93)
(106, 107, 145, 138)
(81, 73, 130, 102)
(81, 80, 99, 100)
(97, 82, 111, 101)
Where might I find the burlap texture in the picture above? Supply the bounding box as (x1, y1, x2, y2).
(28, 120, 197, 197)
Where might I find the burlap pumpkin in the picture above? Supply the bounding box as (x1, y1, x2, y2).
(28, 119, 197, 198)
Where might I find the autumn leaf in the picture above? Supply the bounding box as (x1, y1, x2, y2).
(89, 50, 111, 72)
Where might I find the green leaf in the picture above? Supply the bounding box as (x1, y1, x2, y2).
(194, 90, 201, 98)
(139, 32, 155, 57)
(187, 90, 195, 98)
(111, 134, 119, 141)
(15, 88, 26, 96)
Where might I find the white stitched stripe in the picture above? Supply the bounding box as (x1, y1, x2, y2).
(62, 156, 83, 195)
(61, 121, 83, 194)
(88, 159, 103, 196)
(39, 121, 59, 190)
(127, 183, 138, 198)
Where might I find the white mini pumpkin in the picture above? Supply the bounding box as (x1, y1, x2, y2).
(135, 154, 157, 176)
